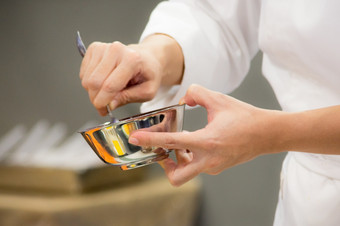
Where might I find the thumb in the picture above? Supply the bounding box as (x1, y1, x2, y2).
(182, 84, 218, 109)
(109, 81, 156, 109)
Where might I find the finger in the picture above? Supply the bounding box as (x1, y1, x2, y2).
(158, 157, 176, 170)
(174, 131, 193, 165)
(92, 60, 139, 111)
(86, 46, 120, 103)
(175, 149, 193, 165)
(160, 157, 203, 187)
(80, 42, 107, 88)
(129, 131, 201, 151)
(79, 51, 91, 81)
(79, 42, 94, 80)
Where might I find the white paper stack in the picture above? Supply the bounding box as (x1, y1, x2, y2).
(0, 120, 104, 170)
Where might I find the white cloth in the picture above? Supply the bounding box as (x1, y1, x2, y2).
(274, 152, 340, 226)
(139, 0, 340, 224)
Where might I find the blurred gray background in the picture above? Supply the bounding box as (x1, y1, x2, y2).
(0, 1, 286, 225)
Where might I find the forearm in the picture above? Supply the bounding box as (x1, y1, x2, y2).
(271, 105, 340, 155)
(138, 34, 184, 86)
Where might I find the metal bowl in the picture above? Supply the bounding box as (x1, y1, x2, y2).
(80, 104, 185, 170)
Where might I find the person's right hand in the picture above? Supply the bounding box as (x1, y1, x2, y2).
(79, 41, 161, 116)
(79, 34, 184, 116)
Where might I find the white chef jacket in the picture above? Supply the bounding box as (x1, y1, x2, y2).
(139, 0, 340, 225)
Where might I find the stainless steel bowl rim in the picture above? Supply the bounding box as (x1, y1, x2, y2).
(78, 104, 185, 133)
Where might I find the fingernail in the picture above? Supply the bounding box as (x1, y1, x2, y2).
(129, 137, 139, 145)
(109, 99, 118, 110)
(179, 98, 185, 105)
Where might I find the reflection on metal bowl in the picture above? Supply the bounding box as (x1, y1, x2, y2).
(79, 104, 185, 170)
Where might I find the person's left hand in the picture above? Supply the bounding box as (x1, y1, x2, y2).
(129, 84, 282, 186)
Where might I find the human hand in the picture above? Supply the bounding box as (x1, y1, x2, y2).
(79, 35, 184, 116)
(79, 41, 161, 115)
(129, 84, 281, 186)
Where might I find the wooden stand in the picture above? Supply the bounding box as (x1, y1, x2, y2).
(0, 165, 146, 195)
(0, 177, 201, 226)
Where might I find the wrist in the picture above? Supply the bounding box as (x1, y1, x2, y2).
(266, 110, 317, 154)
(139, 34, 184, 86)
(275, 106, 340, 155)
(259, 110, 292, 155)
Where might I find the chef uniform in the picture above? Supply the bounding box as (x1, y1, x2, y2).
(139, 0, 340, 225)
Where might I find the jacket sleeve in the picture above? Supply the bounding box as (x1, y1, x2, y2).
(139, 0, 261, 112)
